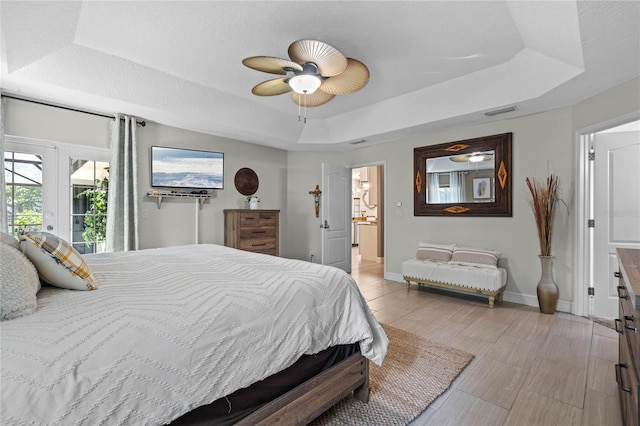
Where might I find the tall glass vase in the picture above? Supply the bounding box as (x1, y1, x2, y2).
(537, 255, 558, 314)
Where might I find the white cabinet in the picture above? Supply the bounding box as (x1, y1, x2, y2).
(359, 223, 378, 262)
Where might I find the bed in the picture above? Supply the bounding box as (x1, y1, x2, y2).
(1, 241, 388, 425)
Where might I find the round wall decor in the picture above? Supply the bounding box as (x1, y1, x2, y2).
(234, 168, 259, 195)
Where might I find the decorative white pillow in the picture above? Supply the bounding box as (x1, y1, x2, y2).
(20, 231, 98, 290)
(450, 246, 500, 268)
(416, 242, 455, 262)
(418, 242, 456, 251)
(1, 232, 20, 249)
(1, 242, 40, 320)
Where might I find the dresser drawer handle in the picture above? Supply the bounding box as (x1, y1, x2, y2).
(616, 363, 632, 393)
(614, 271, 621, 278)
(251, 231, 267, 234)
(615, 318, 623, 334)
(624, 315, 638, 333)
(618, 285, 629, 300)
(251, 243, 267, 247)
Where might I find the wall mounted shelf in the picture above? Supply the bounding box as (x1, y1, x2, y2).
(146, 191, 210, 210)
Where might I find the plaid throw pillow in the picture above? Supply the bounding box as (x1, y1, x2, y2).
(19, 232, 98, 290)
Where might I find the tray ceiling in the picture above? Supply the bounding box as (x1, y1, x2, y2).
(1, 1, 638, 151)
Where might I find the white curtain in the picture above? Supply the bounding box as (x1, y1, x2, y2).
(0, 97, 7, 233)
(449, 171, 467, 202)
(106, 115, 139, 252)
(427, 173, 440, 203)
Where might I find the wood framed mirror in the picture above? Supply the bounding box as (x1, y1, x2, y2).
(413, 133, 512, 216)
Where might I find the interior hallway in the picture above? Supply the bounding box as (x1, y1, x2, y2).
(350, 249, 622, 425)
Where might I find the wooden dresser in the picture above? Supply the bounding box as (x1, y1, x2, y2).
(617, 248, 640, 426)
(224, 209, 280, 256)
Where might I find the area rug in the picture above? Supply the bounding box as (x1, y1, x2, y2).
(312, 324, 474, 426)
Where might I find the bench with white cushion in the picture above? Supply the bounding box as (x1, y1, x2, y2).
(402, 243, 507, 308)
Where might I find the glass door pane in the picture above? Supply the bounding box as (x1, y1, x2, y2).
(4, 151, 44, 236)
(70, 159, 109, 254)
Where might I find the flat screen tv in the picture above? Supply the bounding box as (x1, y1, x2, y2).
(151, 146, 224, 190)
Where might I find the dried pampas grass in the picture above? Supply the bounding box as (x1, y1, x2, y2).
(526, 174, 559, 257)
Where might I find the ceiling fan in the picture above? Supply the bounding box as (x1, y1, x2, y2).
(242, 39, 370, 115)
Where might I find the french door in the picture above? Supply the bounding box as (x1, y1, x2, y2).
(4, 137, 109, 253)
(4, 139, 58, 236)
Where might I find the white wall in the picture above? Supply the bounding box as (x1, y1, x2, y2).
(136, 122, 287, 249)
(4, 97, 111, 148)
(4, 98, 288, 251)
(4, 77, 639, 309)
(285, 77, 640, 311)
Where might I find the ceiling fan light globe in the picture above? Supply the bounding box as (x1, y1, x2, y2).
(469, 155, 485, 162)
(289, 75, 321, 94)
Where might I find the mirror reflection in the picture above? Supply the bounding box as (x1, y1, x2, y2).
(413, 132, 512, 216)
(426, 151, 495, 204)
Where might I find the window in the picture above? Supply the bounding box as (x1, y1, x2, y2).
(4, 151, 44, 236)
(70, 159, 109, 254)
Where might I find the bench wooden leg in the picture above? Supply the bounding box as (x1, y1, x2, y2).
(488, 296, 495, 308)
(405, 280, 411, 290)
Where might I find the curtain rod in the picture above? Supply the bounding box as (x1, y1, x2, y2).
(1, 94, 146, 126)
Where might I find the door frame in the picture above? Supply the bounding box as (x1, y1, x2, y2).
(574, 111, 640, 317)
(351, 160, 386, 274)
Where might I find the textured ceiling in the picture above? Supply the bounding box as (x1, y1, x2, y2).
(1, 1, 638, 151)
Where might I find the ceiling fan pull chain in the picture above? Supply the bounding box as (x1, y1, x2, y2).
(298, 101, 301, 122)
(304, 91, 307, 124)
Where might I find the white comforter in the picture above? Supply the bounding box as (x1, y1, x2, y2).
(1, 244, 387, 426)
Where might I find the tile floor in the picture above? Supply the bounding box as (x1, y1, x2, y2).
(350, 250, 622, 426)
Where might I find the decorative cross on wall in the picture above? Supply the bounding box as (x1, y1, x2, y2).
(308, 185, 322, 218)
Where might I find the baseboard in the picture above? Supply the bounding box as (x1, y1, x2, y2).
(385, 272, 404, 282)
(384, 272, 572, 313)
(502, 291, 572, 313)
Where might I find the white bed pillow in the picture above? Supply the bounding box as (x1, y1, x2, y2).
(416, 242, 455, 262)
(20, 231, 98, 290)
(1, 231, 20, 249)
(1, 241, 40, 320)
(450, 246, 500, 268)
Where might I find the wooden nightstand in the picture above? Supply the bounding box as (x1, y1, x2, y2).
(224, 209, 280, 256)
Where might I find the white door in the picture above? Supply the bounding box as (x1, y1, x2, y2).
(593, 131, 640, 318)
(321, 163, 351, 272)
(4, 139, 58, 236)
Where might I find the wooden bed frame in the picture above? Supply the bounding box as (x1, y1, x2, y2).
(404, 275, 505, 308)
(237, 352, 370, 425)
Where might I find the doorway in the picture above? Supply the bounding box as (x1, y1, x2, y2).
(351, 164, 385, 267)
(576, 117, 640, 318)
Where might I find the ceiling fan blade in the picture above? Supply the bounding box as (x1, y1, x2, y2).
(449, 155, 470, 162)
(242, 56, 303, 75)
(320, 58, 370, 95)
(252, 78, 292, 96)
(449, 153, 494, 162)
(292, 90, 335, 107)
(288, 40, 347, 77)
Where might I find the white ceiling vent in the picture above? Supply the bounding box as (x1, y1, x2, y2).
(484, 106, 518, 117)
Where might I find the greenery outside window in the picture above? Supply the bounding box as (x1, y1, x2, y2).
(4, 151, 43, 236)
(70, 159, 109, 254)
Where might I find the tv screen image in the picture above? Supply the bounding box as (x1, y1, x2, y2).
(151, 146, 224, 190)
